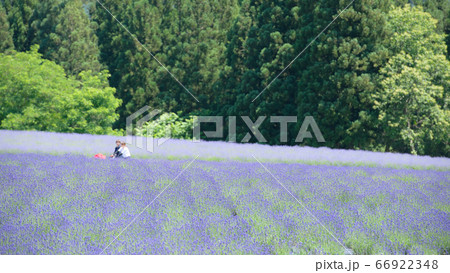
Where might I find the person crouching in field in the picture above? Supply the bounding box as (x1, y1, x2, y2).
(110, 140, 121, 158)
(117, 142, 131, 159)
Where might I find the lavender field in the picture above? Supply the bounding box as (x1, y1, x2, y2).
(1, 130, 449, 169)
(0, 130, 449, 254)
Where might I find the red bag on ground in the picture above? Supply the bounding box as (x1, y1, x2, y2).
(94, 153, 106, 159)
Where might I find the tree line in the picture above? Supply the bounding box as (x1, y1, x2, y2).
(0, 0, 448, 156)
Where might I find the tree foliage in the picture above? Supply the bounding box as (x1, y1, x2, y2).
(135, 112, 194, 140)
(0, 4, 14, 52)
(29, 0, 102, 76)
(94, 0, 240, 127)
(374, 5, 449, 155)
(214, 0, 391, 148)
(0, 46, 121, 134)
(2, 0, 37, 51)
(0, 0, 448, 156)
(295, 0, 391, 149)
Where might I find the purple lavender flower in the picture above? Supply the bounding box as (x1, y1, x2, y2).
(0, 151, 448, 254)
(0, 130, 448, 169)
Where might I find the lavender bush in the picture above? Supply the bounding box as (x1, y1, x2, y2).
(0, 130, 449, 169)
(0, 153, 448, 254)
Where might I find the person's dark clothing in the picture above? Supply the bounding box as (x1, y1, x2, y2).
(113, 146, 121, 157)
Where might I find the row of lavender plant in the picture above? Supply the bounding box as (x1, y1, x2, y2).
(1, 153, 448, 254)
(0, 130, 449, 169)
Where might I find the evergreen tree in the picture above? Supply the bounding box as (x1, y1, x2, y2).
(215, 0, 306, 143)
(0, 4, 14, 52)
(29, 0, 64, 57)
(2, 0, 37, 51)
(94, 0, 239, 128)
(156, 0, 240, 115)
(53, 0, 102, 75)
(214, 0, 257, 111)
(295, 0, 390, 149)
(30, 0, 102, 76)
(216, 0, 391, 147)
(94, 0, 163, 127)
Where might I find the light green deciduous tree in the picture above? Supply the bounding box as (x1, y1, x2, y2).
(375, 5, 449, 155)
(0, 46, 121, 134)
